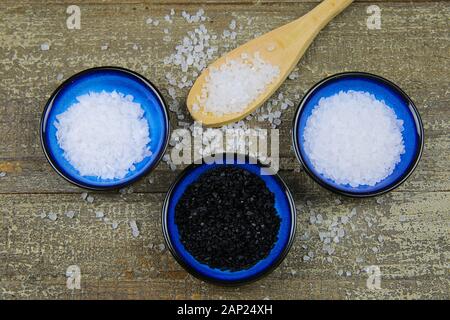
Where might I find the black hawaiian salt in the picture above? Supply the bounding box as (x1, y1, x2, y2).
(175, 166, 281, 271)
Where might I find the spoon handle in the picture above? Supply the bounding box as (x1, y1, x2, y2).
(277, 0, 354, 61)
(300, 0, 354, 31)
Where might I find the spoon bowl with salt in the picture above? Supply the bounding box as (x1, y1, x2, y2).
(187, 0, 354, 127)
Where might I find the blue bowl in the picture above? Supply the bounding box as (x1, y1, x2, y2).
(292, 72, 424, 197)
(162, 154, 296, 285)
(40, 67, 170, 190)
(293, 72, 424, 197)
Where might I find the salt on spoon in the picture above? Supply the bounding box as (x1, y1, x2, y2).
(186, 0, 354, 127)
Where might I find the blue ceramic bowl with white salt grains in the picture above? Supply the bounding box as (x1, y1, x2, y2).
(293, 72, 424, 197)
(162, 154, 296, 285)
(40, 67, 170, 190)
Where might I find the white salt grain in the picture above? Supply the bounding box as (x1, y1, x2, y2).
(65, 211, 75, 219)
(196, 52, 280, 115)
(95, 211, 104, 219)
(55, 91, 151, 180)
(40, 43, 50, 51)
(129, 220, 139, 238)
(303, 90, 405, 187)
(47, 212, 58, 221)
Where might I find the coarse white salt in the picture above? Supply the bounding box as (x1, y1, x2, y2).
(196, 52, 280, 115)
(55, 91, 152, 180)
(303, 90, 405, 187)
(40, 43, 50, 51)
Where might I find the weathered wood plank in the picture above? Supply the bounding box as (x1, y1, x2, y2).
(0, 191, 448, 299)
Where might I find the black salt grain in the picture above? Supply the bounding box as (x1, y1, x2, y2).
(175, 166, 281, 271)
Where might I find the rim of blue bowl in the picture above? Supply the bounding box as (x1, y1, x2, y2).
(292, 71, 425, 198)
(161, 153, 297, 286)
(39, 66, 170, 191)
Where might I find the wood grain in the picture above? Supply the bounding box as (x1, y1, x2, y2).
(0, 0, 449, 299)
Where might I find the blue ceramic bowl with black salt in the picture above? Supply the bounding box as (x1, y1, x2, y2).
(292, 72, 424, 197)
(40, 66, 170, 190)
(162, 154, 296, 285)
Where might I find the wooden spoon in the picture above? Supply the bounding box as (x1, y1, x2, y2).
(186, 0, 353, 127)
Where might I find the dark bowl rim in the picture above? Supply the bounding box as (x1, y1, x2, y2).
(39, 66, 170, 191)
(161, 153, 297, 286)
(292, 71, 425, 198)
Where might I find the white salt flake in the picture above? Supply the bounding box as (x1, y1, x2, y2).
(129, 220, 139, 238)
(95, 211, 104, 219)
(47, 212, 58, 221)
(0, 172, 6, 177)
(65, 211, 75, 219)
(111, 221, 119, 230)
(40, 43, 50, 51)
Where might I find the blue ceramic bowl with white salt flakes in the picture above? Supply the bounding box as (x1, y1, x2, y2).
(162, 154, 296, 285)
(40, 67, 170, 190)
(292, 72, 424, 197)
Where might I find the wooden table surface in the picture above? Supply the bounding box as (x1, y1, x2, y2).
(0, 0, 449, 300)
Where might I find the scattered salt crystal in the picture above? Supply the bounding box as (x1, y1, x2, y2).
(40, 43, 50, 51)
(55, 91, 151, 179)
(56, 73, 64, 81)
(39, 212, 47, 219)
(111, 221, 119, 230)
(229, 20, 236, 30)
(65, 211, 75, 218)
(153, 20, 160, 26)
(146, 17, 153, 24)
(288, 70, 299, 80)
(0, 172, 6, 177)
(197, 52, 280, 116)
(303, 255, 310, 262)
(100, 44, 108, 50)
(86, 195, 94, 203)
(129, 220, 139, 238)
(47, 212, 58, 221)
(80, 192, 88, 200)
(303, 90, 405, 187)
(95, 211, 104, 219)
